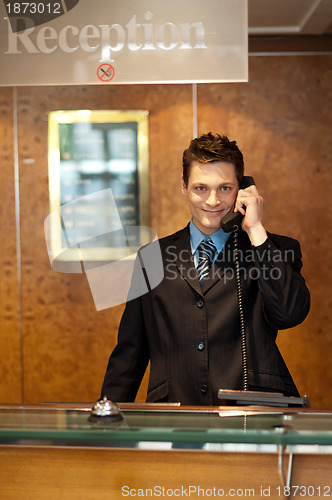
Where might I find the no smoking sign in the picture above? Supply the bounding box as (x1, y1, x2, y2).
(97, 64, 115, 82)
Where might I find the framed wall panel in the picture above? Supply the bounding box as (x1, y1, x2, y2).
(47, 110, 149, 264)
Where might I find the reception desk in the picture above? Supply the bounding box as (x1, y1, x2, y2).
(0, 404, 331, 499)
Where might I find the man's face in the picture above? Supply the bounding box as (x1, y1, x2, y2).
(181, 161, 238, 235)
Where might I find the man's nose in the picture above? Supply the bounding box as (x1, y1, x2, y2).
(206, 191, 220, 206)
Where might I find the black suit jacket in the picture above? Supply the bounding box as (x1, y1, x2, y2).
(101, 225, 310, 405)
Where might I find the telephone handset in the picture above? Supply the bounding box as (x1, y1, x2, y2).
(220, 176, 255, 233)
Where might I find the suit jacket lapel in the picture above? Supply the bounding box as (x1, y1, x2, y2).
(170, 225, 202, 296)
(201, 234, 235, 293)
(201, 229, 252, 294)
(168, 226, 251, 296)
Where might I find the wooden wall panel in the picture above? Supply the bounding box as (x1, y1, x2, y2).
(0, 87, 21, 403)
(197, 55, 332, 408)
(17, 84, 193, 404)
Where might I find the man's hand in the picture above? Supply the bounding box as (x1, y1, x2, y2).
(235, 185, 268, 246)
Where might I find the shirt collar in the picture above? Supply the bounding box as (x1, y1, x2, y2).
(189, 219, 231, 255)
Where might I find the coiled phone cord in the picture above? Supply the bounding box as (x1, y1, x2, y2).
(233, 226, 249, 391)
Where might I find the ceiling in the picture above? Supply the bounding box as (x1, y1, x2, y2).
(248, 0, 332, 53)
(249, 0, 332, 35)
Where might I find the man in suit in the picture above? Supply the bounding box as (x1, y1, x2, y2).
(101, 133, 310, 405)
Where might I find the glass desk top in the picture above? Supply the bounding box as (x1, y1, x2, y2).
(0, 404, 331, 451)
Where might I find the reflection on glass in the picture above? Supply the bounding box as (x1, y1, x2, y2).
(47, 110, 149, 261)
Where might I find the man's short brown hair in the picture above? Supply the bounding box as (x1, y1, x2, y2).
(182, 132, 244, 186)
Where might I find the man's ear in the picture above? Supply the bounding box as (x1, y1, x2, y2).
(181, 176, 188, 196)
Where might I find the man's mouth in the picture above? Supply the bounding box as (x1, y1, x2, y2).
(202, 209, 225, 215)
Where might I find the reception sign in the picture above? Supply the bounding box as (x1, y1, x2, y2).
(0, 0, 248, 85)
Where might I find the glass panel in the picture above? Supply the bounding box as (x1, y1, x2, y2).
(0, 0, 248, 85)
(0, 407, 332, 449)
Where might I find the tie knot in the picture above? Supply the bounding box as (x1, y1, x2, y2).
(198, 237, 217, 262)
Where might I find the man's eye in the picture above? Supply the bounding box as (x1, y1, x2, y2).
(220, 186, 231, 191)
(196, 186, 206, 191)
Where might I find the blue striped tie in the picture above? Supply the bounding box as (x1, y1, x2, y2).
(197, 237, 217, 282)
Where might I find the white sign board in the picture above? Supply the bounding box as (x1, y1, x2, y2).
(0, 0, 248, 85)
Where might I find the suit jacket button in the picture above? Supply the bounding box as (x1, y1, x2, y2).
(197, 299, 204, 308)
(197, 342, 205, 351)
(200, 385, 208, 393)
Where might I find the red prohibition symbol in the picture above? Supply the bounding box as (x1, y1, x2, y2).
(97, 64, 115, 82)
